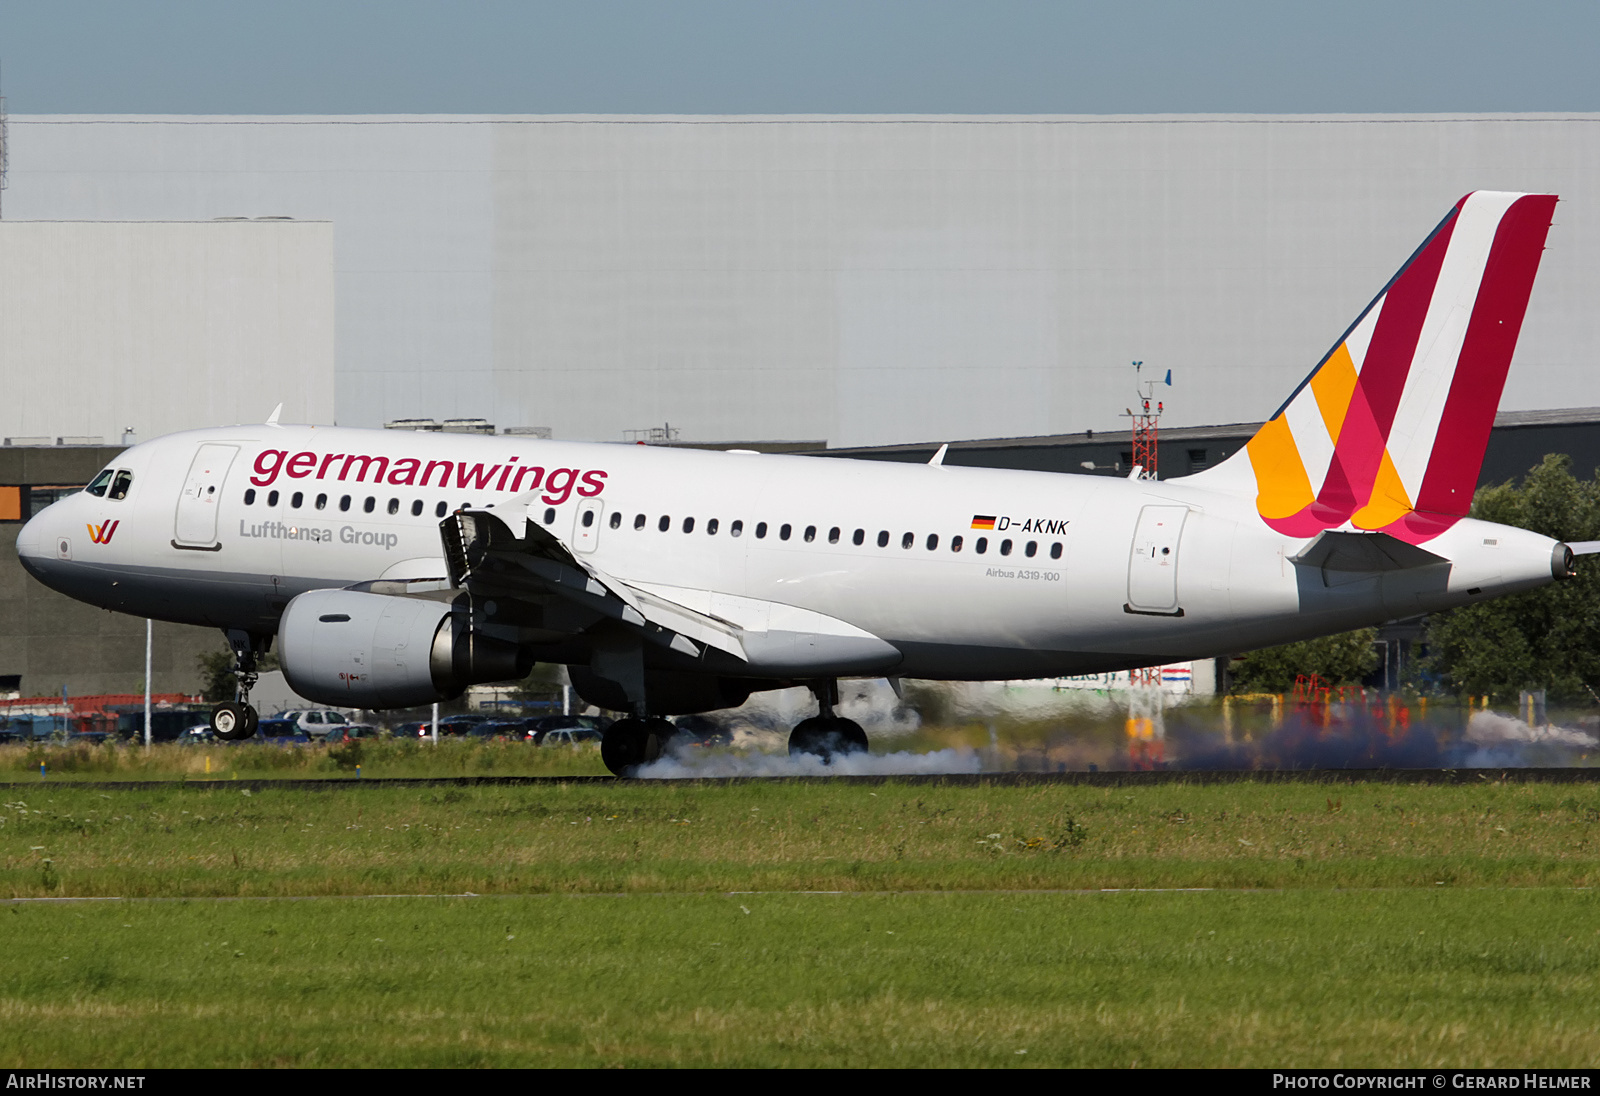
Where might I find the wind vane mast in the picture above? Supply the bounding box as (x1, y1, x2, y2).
(1122, 360, 1171, 480)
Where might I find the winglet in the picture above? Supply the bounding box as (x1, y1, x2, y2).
(265, 403, 283, 426)
(928, 444, 948, 467)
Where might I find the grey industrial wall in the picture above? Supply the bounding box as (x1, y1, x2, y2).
(0, 448, 219, 699)
(7, 114, 1599, 449)
(0, 220, 336, 447)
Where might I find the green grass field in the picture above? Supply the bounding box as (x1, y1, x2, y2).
(2, 776, 1598, 1066)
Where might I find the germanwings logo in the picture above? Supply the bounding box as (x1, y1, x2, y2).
(87, 520, 120, 545)
(1244, 191, 1557, 545)
(248, 448, 609, 506)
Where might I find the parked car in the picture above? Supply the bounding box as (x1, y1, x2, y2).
(540, 727, 604, 747)
(321, 724, 381, 744)
(669, 714, 733, 748)
(390, 715, 490, 739)
(527, 715, 612, 744)
(115, 708, 213, 743)
(255, 718, 312, 745)
(275, 709, 354, 736)
(66, 730, 113, 746)
(469, 718, 540, 740)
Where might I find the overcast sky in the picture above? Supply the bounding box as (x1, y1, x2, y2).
(1, 0, 1597, 115)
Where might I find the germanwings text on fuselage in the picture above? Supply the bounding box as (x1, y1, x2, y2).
(248, 448, 609, 505)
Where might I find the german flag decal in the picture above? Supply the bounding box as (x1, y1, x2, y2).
(970, 515, 996, 530)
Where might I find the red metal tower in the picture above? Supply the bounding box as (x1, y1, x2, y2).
(1124, 361, 1163, 479)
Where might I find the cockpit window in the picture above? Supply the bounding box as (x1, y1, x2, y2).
(109, 470, 133, 500)
(85, 470, 114, 498)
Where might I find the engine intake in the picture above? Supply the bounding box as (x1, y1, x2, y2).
(279, 588, 526, 708)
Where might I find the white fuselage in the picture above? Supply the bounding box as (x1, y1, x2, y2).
(15, 424, 1563, 681)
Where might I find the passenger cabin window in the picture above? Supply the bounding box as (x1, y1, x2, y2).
(582, 510, 595, 528)
(779, 524, 792, 541)
(544, 508, 557, 524)
(828, 527, 840, 544)
(609, 512, 622, 529)
(244, 489, 257, 506)
(901, 532, 913, 549)
(975, 537, 988, 554)
(1025, 541, 1037, 557)
(658, 515, 670, 532)
(363, 497, 375, 514)
(316, 493, 328, 510)
(387, 498, 399, 515)
(267, 490, 280, 507)
(803, 525, 816, 543)
(1000, 539, 1013, 556)
(412, 500, 423, 517)
(877, 531, 889, 548)
(852, 529, 864, 546)
(1050, 542, 1063, 560)
(682, 517, 695, 534)
(85, 470, 114, 498)
(109, 471, 133, 500)
(634, 514, 646, 530)
(731, 520, 744, 537)
(707, 518, 719, 535)
(340, 495, 352, 512)
(435, 502, 447, 518)
(952, 535, 963, 552)
(291, 492, 303, 509)
(755, 522, 768, 539)
(926, 534, 939, 550)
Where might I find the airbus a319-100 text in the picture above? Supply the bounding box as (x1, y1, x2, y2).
(18, 191, 1594, 774)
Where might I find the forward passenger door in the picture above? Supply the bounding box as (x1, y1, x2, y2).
(173, 444, 238, 549)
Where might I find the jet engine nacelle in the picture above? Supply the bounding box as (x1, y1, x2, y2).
(278, 588, 526, 709)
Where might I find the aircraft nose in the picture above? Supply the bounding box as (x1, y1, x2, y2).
(16, 505, 62, 580)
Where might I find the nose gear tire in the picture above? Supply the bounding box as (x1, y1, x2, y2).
(211, 702, 259, 741)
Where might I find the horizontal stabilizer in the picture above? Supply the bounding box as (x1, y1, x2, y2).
(1568, 541, 1600, 557)
(1291, 530, 1448, 573)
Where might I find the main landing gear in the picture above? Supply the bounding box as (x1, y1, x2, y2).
(600, 715, 676, 777)
(210, 630, 268, 741)
(788, 679, 867, 763)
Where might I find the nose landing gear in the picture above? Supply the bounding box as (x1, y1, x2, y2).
(210, 701, 258, 741)
(788, 679, 868, 762)
(210, 629, 268, 741)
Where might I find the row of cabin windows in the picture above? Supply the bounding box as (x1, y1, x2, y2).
(244, 488, 453, 518)
(564, 507, 1065, 560)
(237, 490, 1067, 562)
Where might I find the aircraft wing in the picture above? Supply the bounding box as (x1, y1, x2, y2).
(440, 509, 747, 662)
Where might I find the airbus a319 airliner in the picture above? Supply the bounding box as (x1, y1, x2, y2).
(17, 192, 1593, 774)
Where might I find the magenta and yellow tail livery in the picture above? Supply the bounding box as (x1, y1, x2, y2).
(1239, 191, 1557, 545)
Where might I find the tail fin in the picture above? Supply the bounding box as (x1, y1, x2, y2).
(1216, 191, 1557, 544)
